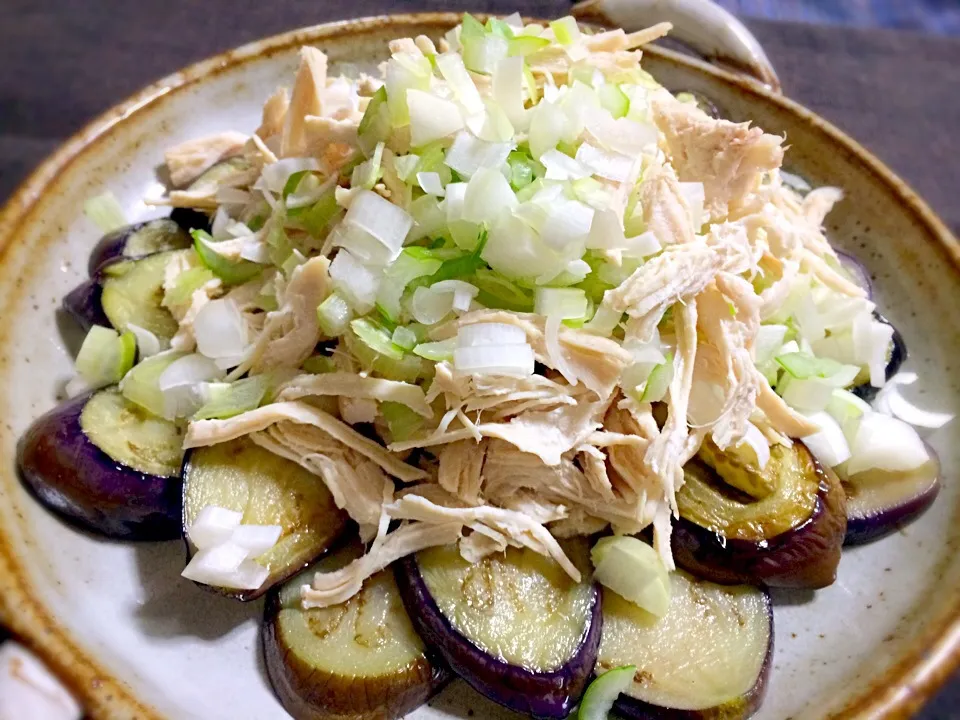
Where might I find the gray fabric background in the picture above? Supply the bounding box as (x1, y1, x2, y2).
(0, 1, 957, 717)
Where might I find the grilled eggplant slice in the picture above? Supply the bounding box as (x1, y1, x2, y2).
(598, 570, 772, 719)
(17, 388, 184, 539)
(62, 279, 109, 331)
(843, 449, 941, 545)
(99, 250, 181, 342)
(673, 441, 847, 588)
(182, 437, 348, 601)
(263, 545, 451, 720)
(88, 218, 191, 276)
(395, 541, 600, 718)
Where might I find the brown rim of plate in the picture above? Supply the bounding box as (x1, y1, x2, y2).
(0, 12, 957, 720)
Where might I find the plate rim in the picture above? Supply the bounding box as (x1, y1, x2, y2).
(0, 11, 958, 719)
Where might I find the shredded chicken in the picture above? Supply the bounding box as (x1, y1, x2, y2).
(279, 372, 433, 418)
(164, 131, 248, 188)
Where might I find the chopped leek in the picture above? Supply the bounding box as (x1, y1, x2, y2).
(591, 535, 670, 616)
(578, 665, 637, 720)
(351, 142, 385, 190)
(775, 352, 844, 380)
(598, 83, 629, 119)
(350, 317, 405, 360)
(317, 292, 353, 337)
(83, 192, 127, 234)
(391, 325, 419, 351)
(357, 86, 390, 152)
(75, 326, 136, 389)
(535, 287, 588, 319)
(640, 353, 674, 402)
(193, 375, 271, 420)
(550, 16, 581, 45)
(191, 230, 263, 285)
(472, 268, 535, 312)
(381, 401, 425, 442)
(413, 339, 457, 362)
(429, 229, 488, 282)
(163, 265, 216, 308)
(508, 35, 550, 57)
(119, 351, 186, 418)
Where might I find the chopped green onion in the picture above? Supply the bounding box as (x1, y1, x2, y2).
(83, 192, 127, 233)
(508, 151, 540, 191)
(317, 292, 353, 337)
(486, 17, 515, 39)
(281, 170, 311, 200)
(578, 665, 637, 720)
(413, 339, 457, 362)
(163, 265, 216, 308)
(75, 326, 136, 389)
(640, 353, 674, 402)
(460, 13, 486, 41)
(191, 229, 262, 285)
(281, 249, 306, 276)
(193, 375, 271, 420)
(472, 268, 535, 312)
(535, 287, 588, 320)
(391, 325, 419, 351)
(119, 351, 186, 417)
(302, 354, 337, 374)
(351, 142, 385, 190)
(508, 35, 550, 57)
(381, 401, 425, 442)
(775, 352, 844, 380)
(377, 248, 444, 319)
(394, 154, 420, 182)
(591, 535, 670, 616)
(429, 229, 488, 282)
(300, 189, 341, 238)
(550, 16, 581, 45)
(358, 86, 390, 152)
(598, 83, 629, 119)
(350, 317, 405, 360)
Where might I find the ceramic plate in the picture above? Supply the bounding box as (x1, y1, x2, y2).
(0, 13, 958, 720)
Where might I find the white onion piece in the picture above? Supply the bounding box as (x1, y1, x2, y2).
(126, 322, 163, 358)
(417, 171, 446, 197)
(465, 101, 515, 144)
(211, 206, 231, 239)
(182, 542, 249, 580)
(194, 299, 248, 360)
(458, 323, 527, 347)
(231, 524, 283, 559)
(340, 396, 379, 425)
(189, 506, 243, 549)
(852, 313, 894, 388)
(781, 376, 834, 412)
(794, 292, 825, 343)
(432, 280, 480, 313)
(827, 388, 871, 444)
(444, 131, 513, 178)
(817, 296, 875, 330)
(737, 422, 771, 470)
(0, 642, 82, 720)
(754, 325, 788, 365)
(540, 149, 592, 181)
(483, 212, 566, 281)
(454, 344, 535, 376)
(462, 167, 518, 225)
(341, 190, 413, 261)
(436, 52, 484, 115)
(586, 114, 658, 156)
(412, 285, 454, 324)
(528, 101, 567, 159)
(407, 89, 464, 147)
(535, 287, 588, 319)
(802, 411, 851, 467)
(846, 411, 930, 475)
(64, 374, 93, 399)
(259, 158, 320, 194)
(623, 231, 661, 258)
(158, 354, 224, 390)
(330, 250, 380, 313)
(873, 372, 954, 429)
(575, 143, 636, 182)
(541, 199, 594, 251)
(493, 56, 529, 131)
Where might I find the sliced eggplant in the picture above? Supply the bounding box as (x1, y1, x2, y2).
(16, 388, 184, 539)
(851, 314, 906, 402)
(263, 544, 451, 720)
(598, 570, 772, 719)
(673, 441, 847, 588)
(99, 250, 182, 342)
(843, 450, 941, 545)
(88, 218, 191, 276)
(394, 541, 600, 718)
(181, 436, 348, 601)
(62, 279, 109, 331)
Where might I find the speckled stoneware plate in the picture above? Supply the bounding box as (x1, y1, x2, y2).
(0, 11, 958, 720)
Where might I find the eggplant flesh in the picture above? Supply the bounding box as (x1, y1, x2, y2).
(395, 541, 600, 719)
(182, 437, 348, 601)
(100, 250, 183, 342)
(843, 452, 941, 545)
(598, 570, 772, 720)
(87, 218, 191, 276)
(263, 545, 450, 720)
(16, 388, 184, 540)
(674, 442, 847, 588)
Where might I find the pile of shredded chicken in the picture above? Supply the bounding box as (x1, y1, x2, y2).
(160, 23, 861, 609)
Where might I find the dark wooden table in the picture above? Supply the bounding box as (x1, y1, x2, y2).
(0, 1, 957, 717)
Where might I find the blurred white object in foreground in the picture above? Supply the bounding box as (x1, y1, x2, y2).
(0, 641, 81, 720)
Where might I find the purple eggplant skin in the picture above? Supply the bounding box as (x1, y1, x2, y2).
(672, 456, 847, 589)
(87, 218, 191, 276)
(62, 279, 109, 332)
(851, 314, 906, 403)
(16, 393, 182, 540)
(394, 554, 602, 719)
(169, 207, 211, 234)
(835, 250, 873, 298)
(844, 448, 941, 545)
